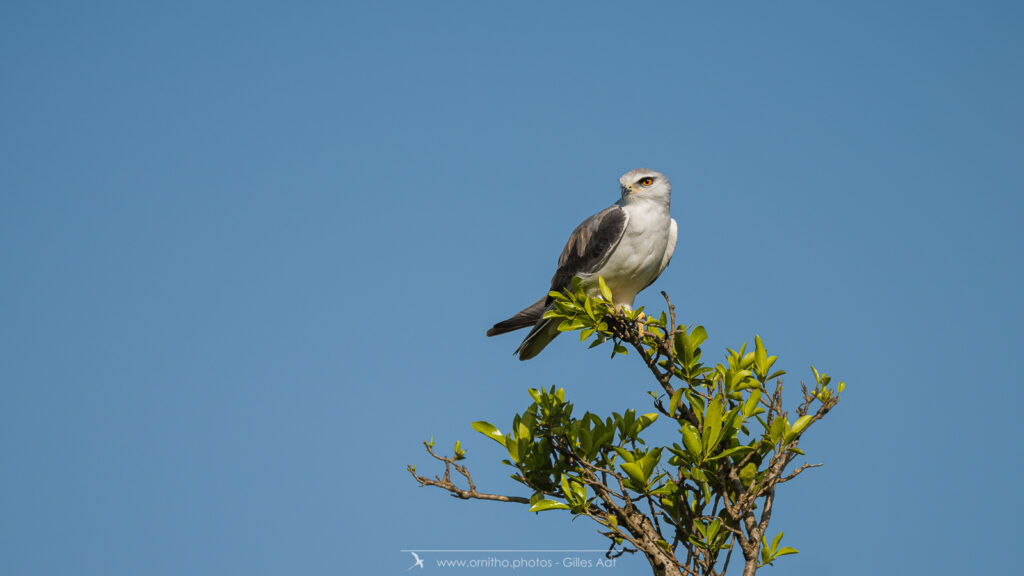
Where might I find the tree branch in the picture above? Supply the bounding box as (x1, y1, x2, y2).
(407, 443, 530, 504)
(411, 289, 844, 576)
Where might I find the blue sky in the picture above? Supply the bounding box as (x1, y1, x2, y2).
(2, 1, 1022, 575)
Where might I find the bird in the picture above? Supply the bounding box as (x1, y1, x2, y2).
(407, 551, 424, 570)
(487, 168, 677, 360)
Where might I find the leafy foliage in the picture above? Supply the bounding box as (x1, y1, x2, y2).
(410, 281, 843, 576)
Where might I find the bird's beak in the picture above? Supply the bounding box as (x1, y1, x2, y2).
(621, 185, 633, 195)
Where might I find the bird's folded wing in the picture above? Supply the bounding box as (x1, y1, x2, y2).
(547, 205, 628, 299)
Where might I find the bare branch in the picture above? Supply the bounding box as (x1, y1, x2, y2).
(778, 461, 824, 483)
(407, 443, 530, 505)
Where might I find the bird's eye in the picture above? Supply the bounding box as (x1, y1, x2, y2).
(639, 177, 654, 186)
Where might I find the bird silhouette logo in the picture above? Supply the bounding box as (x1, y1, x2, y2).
(407, 551, 424, 570)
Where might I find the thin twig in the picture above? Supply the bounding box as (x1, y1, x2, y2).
(407, 444, 530, 504)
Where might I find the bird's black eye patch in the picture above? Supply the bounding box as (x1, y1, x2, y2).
(638, 176, 655, 186)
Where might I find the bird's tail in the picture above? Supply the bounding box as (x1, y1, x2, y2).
(514, 317, 561, 360)
(486, 296, 548, 336)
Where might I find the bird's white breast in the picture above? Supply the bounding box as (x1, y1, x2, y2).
(587, 198, 673, 307)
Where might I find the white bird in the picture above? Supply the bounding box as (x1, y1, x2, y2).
(407, 551, 424, 570)
(488, 168, 678, 360)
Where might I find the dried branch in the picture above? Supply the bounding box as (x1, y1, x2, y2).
(778, 461, 824, 483)
(407, 443, 530, 504)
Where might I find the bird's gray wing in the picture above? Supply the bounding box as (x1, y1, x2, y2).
(546, 204, 629, 301)
(487, 204, 628, 360)
(511, 205, 628, 360)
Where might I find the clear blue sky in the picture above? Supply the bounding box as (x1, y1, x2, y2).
(2, 2, 1022, 575)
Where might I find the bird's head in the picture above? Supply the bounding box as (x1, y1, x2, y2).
(619, 168, 671, 203)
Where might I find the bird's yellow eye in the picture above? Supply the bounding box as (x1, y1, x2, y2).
(639, 177, 654, 186)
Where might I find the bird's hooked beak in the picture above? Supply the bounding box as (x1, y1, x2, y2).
(621, 184, 633, 196)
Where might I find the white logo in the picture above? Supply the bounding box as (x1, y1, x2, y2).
(407, 551, 424, 570)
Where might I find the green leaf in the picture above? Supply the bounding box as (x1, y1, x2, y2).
(558, 318, 585, 332)
(516, 419, 531, 441)
(690, 467, 708, 483)
(471, 421, 506, 447)
(636, 412, 659, 433)
(742, 389, 762, 418)
(549, 290, 570, 302)
(505, 435, 520, 464)
(598, 276, 613, 302)
(612, 447, 636, 463)
(790, 414, 813, 436)
(690, 325, 708, 347)
(560, 475, 586, 507)
(529, 499, 571, 512)
(572, 480, 586, 503)
(706, 518, 721, 542)
(769, 416, 787, 445)
(685, 390, 705, 424)
(669, 388, 684, 417)
(571, 276, 585, 297)
(681, 423, 702, 458)
(620, 462, 647, 486)
(706, 445, 753, 461)
(774, 546, 799, 558)
(759, 531, 798, 566)
(720, 407, 741, 440)
(754, 334, 768, 379)
(702, 395, 724, 454)
(739, 462, 757, 487)
(727, 368, 756, 391)
(638, 447, 663, 478)
(771, 531, 784, 552)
